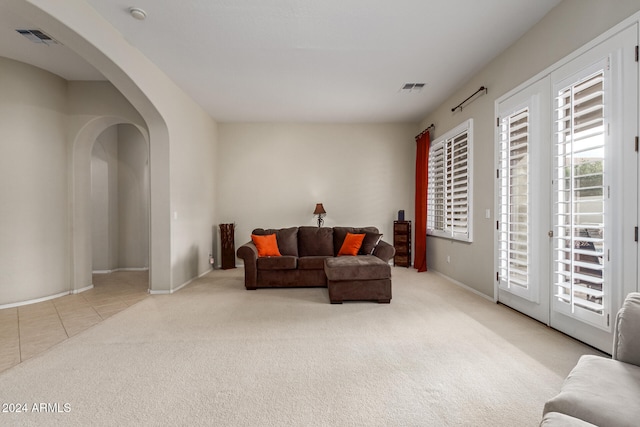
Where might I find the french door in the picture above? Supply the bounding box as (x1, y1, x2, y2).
(496, 24, 638, 352)
(496, 78, 550, 325)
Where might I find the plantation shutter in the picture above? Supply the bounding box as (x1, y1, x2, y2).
(427, 120, 473, 242)
(447, 131, 470, 238)
(553, 66, 607, 326)
(427, 141, 445, 232)
(498, 108, 532, 299)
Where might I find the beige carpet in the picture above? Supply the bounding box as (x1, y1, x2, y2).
(0, 267, 602, 426)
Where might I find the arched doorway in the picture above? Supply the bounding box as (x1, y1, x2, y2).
(91, 124, 149, 273)
(90, 123, 150, 293)
(71, 117, 151, 293)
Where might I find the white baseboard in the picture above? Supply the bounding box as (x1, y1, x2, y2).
(92, 267, 149, 274)
(0, 290, 72, 310)
(0, 268, 151, 309)
(430, 270, 494, 302)
(149, 268, 211, 295)
(72, 284, 94, 294)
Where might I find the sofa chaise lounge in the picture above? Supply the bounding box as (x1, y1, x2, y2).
(236, 226, 395, 303)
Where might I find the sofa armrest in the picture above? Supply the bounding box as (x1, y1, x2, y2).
(613, 292, 640, 366)
(236, 242, 258, 289)
(373, 240, 395, 263)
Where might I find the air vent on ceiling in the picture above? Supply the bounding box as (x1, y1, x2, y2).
(400, 83, 426, 93)
(16, 29, 60, 45)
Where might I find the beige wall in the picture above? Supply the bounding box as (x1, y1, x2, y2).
(91, 127, 119, 271)
(418, 0, 640, 298)
(91, 124, 150, 272)
(0, 57, 69, 305)
(217, 123, 416, 263)
(168, 105, 218, 285)
(117, 124, 150, 270)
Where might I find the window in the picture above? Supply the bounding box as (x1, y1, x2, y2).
(427, 119, 473, 242)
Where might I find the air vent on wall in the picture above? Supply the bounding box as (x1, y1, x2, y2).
(16, 29, 60, 45)
(400, 83, 426, 93)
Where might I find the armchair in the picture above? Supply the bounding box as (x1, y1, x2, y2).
(541, 293, 640, 426)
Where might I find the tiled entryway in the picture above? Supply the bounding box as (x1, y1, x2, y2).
(0, 270, 148, 373)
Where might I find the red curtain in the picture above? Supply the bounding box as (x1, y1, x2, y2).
(414, 130, 430, 272)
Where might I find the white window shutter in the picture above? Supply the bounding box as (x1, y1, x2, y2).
(498, 107, 532, 299)
(553, 64, 608, 327)
(427, 120, 473, 242)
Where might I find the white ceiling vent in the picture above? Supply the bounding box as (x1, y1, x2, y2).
(400, 83, 426, 93)
(16, 29, 60, 45)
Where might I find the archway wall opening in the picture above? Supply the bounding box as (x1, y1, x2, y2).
(8, 0, 219, 296)
(68, 87, 150, 294)
(89, 123, 150, 274)
(0, 58, 151, 306)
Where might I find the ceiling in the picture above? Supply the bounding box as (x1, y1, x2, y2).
(0, 0, 561, 123)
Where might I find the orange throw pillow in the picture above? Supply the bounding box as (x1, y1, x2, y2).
(338, 232, 365, 256)
(251, 234, 282, 257)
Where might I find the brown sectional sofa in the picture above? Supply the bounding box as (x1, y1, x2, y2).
(236, 226, 395, 302)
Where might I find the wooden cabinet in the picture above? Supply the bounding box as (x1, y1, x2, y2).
(393, 221, 411, 267)
(219, 223, 236, 270)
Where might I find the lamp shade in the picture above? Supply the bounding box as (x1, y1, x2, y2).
(313, 203, 326, 215)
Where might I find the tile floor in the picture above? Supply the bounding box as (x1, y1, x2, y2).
(0, 270, 148, 373)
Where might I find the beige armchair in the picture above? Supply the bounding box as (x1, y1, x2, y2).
(541, 293, 640, 426)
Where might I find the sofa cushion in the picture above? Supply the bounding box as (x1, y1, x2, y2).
(298, 256, 331, 270)
(298, 226, 334, 257)
(325, 256, 390, 281)
(251, 234, 282, 257)
(613, 292, 640, 365)
(252, 227, 298, 257)
(543, 354, 640, 427)
(338, 232, 365, 256)
(540, 412, 597, 426)
(256, 256, 297, 271)
(333, 227, 379, 256)
(360, 232, 383, 255)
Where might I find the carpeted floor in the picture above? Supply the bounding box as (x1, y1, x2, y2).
(0, 267, 602, 426)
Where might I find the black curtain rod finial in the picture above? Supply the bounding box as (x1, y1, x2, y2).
(451, 86, 488, 113)
(415, 123, 434, 140)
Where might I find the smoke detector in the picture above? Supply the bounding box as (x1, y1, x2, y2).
(129, 7, 147, 20)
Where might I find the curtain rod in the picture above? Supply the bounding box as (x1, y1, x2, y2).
(451, 86, 487, 112)
(415, 123, 434, 140)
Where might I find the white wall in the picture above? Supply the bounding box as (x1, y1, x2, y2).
(168, 105, 218, 287)
(0, 57, 68, 304)
(418, 0, 640, 298)
(91, 124, 149, 272)
(118, 124, 149, 269)
(218, 123, 416, 264)
(91, 128, 118, 271)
